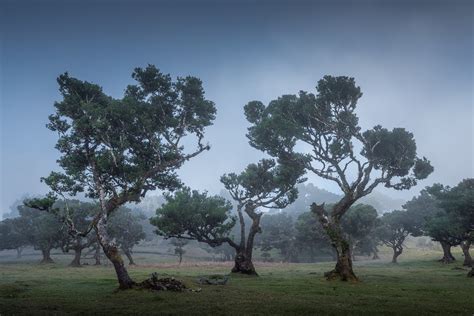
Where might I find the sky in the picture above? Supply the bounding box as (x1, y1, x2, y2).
(0, 0, 473, 216)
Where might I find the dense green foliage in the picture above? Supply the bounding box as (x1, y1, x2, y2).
(0, 218, 29, 256)
(258, 213, 298, 262)
(151, 188, 235, 247)
(37, 65, 217, 287)
(108, 207, 147, 265)
(244, 75, 433, 280)
(375, 210, 414, 263)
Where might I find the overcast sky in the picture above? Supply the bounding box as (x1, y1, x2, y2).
(0, 0, 472, 216)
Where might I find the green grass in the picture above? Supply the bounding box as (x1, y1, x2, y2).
(0, 252, 473, 315)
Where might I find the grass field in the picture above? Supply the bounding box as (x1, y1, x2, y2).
(0, 249, 473, 315)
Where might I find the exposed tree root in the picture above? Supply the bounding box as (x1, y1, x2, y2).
(197, 275, 229, 285)
(324, 269, 359, 282)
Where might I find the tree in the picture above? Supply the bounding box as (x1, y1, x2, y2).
(108, 207, 146, 265)
(48, 199, 99, 267)
(220, 158, 305, 275)
(258, 212, 298, 262)
(340, 204, 378, 260)
(35, 65, 216, 288)
(151, 188, 236, 257)
(15, 204, 64, 263)
(0, 218, 29, 258)
(375, 210, 414, 263)
(244, 75, 433, 281)
(294, 212, 334, 262)
(404, 188, 463, 264)
(428, 180, 473, 272)
(170, 238, 188, 265)
(153, 158, 305, 275)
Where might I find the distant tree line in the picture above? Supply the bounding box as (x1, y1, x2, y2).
(0, 201, 145, 267)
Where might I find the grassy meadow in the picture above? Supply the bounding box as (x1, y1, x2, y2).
(0, 247, 473, 315)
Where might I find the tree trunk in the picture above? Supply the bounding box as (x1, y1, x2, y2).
(70, 248, 82, 267)
(16, 247, 23, 259)
(232, 250, 257, 275)
(123, 248, 136, 266)
(325, 234, 358, 281)
(94, 245, 101, 265)
(372, 249, 380, 260)
(178, 253, 183, 265)
(392, 246, 403, 264)
(231, 206, 261, 276)
(40, 248, 54, 264)
(95, 214, 135, 289)
(460, 240, 472, 267)
(439, 242, 455, 264)
(468, 267, 474, 277)
(312, 203, 358, 282)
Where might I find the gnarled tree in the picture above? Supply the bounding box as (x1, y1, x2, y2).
(244, 75, 433, 281)
(428, 180, 473, 272)
(153, 158, 305, 275)
(15, 204, 64, 264)
(375, 210, 415, 263)
(404, 187, 464, 264)
(36, 65, 216, 288)
(0, 217, 29, 259)
(221, 158, 305, 275)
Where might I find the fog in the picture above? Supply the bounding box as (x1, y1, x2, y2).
(1, 0, 472, 215)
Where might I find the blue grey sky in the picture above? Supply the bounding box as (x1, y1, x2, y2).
(1, 0, 473, 216)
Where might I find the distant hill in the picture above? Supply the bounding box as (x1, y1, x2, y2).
(359, 191, 405, 214)
(279, 183, 405, 218)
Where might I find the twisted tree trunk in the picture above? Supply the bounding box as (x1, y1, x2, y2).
(325, 230, 358, 281)
(230, 205, 261, 276)
(70, 248, 82, 267)
(460, 240, 472, 267)
(232, 249, 258, 275)
(40, 247, 54, 264)
(391, 245, 403, 264)
(95, 214, 135, 289)
(439, 241, 455, 264)
(312, 202, 358, 282)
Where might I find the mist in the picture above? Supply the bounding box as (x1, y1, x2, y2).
(1, 0, 472, 215)
(0, 1, 473, 314)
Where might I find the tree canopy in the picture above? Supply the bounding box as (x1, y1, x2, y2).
(244, 75, 433, 281)
(39, 65, 217, 288)
(151, 188, 236, 247)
